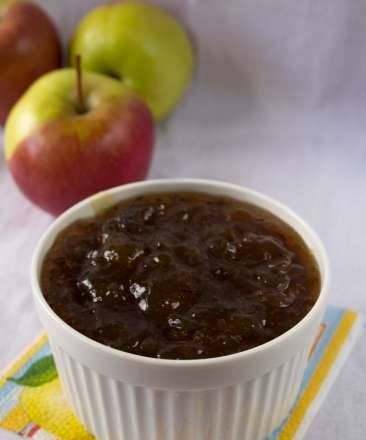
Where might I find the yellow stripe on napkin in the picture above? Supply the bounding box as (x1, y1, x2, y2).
(278, 310, 358, 440)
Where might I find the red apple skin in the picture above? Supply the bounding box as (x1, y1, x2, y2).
(0, 2, 61, 125)
(8, 98, 154, 216)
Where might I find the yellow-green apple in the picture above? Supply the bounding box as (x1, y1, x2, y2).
(69, 1, 194, 120)
(4, 67, 155, 216)
(0, 0, 61, 125)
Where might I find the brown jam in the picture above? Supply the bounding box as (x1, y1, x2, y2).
(41, 192, 321, 360)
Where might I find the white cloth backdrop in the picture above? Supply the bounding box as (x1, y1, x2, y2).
(1, 0, 365, 438)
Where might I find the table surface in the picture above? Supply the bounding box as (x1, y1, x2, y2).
(1, 1, 365, 439)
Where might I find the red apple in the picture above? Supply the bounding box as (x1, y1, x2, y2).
(4, 65, 155, 216)
(0, 0, 61, 125)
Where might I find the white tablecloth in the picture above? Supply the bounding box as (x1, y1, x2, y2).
(1, 1, 365, 439)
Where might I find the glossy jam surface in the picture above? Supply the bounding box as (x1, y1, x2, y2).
(41, 192, 320, 360)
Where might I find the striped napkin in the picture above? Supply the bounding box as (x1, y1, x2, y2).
(0, 306, 361, 440)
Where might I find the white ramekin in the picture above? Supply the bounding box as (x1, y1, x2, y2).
(31, 179, 329, 440)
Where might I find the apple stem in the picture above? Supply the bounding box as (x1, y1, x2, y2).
(75, 54, 86, 114)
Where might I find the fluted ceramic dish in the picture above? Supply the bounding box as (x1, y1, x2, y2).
(31, 179, 330, 440)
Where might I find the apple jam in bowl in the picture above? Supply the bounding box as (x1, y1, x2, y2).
(31, 179, 329, 440)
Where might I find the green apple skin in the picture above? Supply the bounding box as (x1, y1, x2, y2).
(5, 69, 155, 216)
(0, 0, 61, 125)
(69, 1, 194, 120)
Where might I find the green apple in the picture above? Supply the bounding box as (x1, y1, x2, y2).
(69, 1, 194, 120)
(5, 68, 155, 215)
